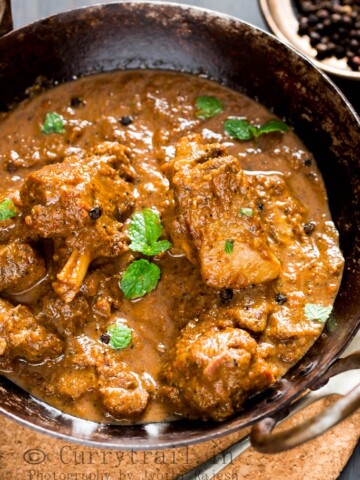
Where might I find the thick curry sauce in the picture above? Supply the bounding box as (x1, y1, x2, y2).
(0, 71, 344, 423)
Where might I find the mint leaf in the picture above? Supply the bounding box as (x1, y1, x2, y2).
(224, 118, 253, 140)
(239, 207, 253, 217)
(120, 259, 160, 299)
(0, 198, 16, 221)
(107, 322, 132, 350)
(140, 240, 172, 256)
(225, 239, 234, 254)
(304, 303, 332, 324)
(128, 208, 171, 256)
(224, 118, 288, 141)
(41, 112, 65, 134)
(254, 119, 289, 137)
(195, 96, 224, 119)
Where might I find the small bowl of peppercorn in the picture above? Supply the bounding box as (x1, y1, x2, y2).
(259, 0, 360, 79)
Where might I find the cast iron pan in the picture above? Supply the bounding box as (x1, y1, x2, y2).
(0, 0, 359, 451)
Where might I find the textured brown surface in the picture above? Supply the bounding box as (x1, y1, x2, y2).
(0, 395, 359, 479)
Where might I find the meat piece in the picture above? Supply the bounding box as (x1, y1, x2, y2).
(20, 142, 136, 302)
(65, 335, 105, 369)
(226, 299, 271, 333)
(254, 174, 306, 246)
(97, 354, 153, 419)
(161, 313, 275, 421)
(0, 191, 28, 245)
(0, 299, 63, 363)
(58, 336, 152, 418)
(39, 293, 91, 337)
(164, 135, 281, 289)
(0, 241, 46, 294)
(55, 368, 97, 400)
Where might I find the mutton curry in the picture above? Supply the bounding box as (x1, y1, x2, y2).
(0, 70, 344, 423)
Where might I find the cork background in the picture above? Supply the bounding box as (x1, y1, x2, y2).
(0, 393, 359, 480)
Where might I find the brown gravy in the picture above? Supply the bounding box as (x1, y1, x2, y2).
(0, 70, 344, 423)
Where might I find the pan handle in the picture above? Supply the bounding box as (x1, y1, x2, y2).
(0, 0, 12, 37)
(250, 351, 360, 453)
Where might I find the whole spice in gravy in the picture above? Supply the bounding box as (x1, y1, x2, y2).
(89, 206, 102, 220)
(118, 116, 133, 126)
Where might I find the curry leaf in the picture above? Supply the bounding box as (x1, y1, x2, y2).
(304, 303, 332, 324)
(0, 198, 16, 221)
(195, 96, 224, 119)
(120, 259, 160, 299)
(128, 208, 171, 256)
(107, 322, 132, 350)
(41, 112, 65, 134)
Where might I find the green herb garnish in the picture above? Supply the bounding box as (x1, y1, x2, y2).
(195, 96, 224, 119)
(239, 207, 254, 217)
(0, 198, 16, 221)
(41, 112, 65, 134)
(224, 118, 254, 141)
(120, 259, 161, 299)
(224, 118, 288, 141)
(128, 208, 171, 256)
(255, 119, 289, 137)
(304, 303, 332, 324)
(107, 322, 132, 350)
(225, 239, 234, 254)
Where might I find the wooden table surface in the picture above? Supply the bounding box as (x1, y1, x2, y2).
(3, 1, 360, 479)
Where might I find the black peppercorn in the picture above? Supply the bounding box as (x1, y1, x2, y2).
(314, 22, 325, 32)
(220, 288, 233, 303)
(348, 55, 360, 70)
(316, 43, 330, 59)
(350, 38, 359, 50)
(257, 203, 264, 211)
(310, 31, 322, 46)
(70, 96, 85, 108)
(308, 13, 319, 26)
(89, 206, 102, 220)
(335, 45, 346, 58)
(6, 161, 17, 173)
(296, 0, 360, 70)
(304, 222, 315, 235)
(330, 13, 342, 24)
(317, 9, 329, 20)
(323, 18, 332, 29)
(301, 1, 316, 13)
(275, 293, 288, 305)
(304, 158, 312, 166)
(100, 333, 110, 345)
(119, 116, 133, 126)
(341, 15, 353, 27)
(299, 17, 310, 35)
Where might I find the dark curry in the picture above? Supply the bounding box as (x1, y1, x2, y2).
(0, 70, 344, 423)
